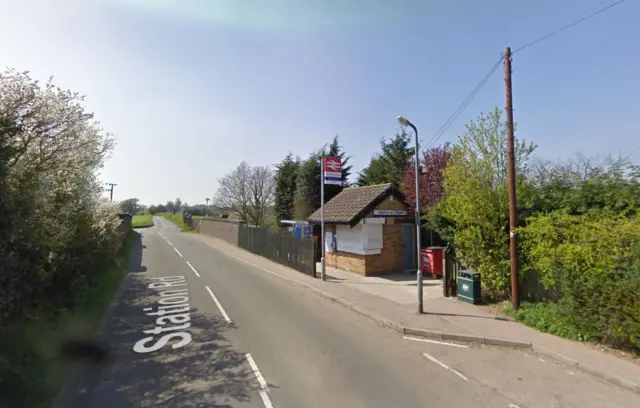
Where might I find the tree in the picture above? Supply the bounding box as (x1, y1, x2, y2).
(380, 129, 414, 187)
(120, 198, 139, 214)
(214, 162, 275, 226)
(215, 161, 252, 222)
(0, 68, 121, 325)
(434, 107, 536, 298)
(174, 197, 182, 213)
(247, 165, 276, 226)
(357, 130, 414, 187)
(165, 200, 175, 214)
(522, 153, 640, 218)
(152, 203, 167, 213)
(294, 151, 322, 219)
(275, 152, 301, 222)
(402, 144, 451, 213)
(357, 155, 387, 186)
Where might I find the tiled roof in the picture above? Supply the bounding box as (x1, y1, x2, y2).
(308, 183, 399, 224)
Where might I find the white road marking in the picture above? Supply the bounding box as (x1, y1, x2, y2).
(245, 353, 273, 408)
(246, 353, 269, 389)
(509, 404, 521, 408)
(205, 286, 231, 323)
(422, 352, 468, 382)
(403, 336, 469, 348)
(173, 247, 183, 257)
(186, 261, 201, 277)
(258, 390, 275, 408)
(246, 353, 274, 408)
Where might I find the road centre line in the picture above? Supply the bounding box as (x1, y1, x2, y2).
(185, 261, 201, 277)
(423, 352, 469, 382)
(205, 286, 232, 323)
(403, 336, 469, 348)
(246, 353, 275, 408)
(173, 247, 184, 257)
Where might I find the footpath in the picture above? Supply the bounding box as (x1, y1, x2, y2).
(187, 232, 640, 395)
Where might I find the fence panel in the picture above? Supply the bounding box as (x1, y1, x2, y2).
(238, 226, 316, 276)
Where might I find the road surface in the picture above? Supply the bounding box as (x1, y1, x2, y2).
(55, 218, 640, 408)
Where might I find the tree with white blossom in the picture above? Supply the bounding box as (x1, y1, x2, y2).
(0, 68, 122, 323)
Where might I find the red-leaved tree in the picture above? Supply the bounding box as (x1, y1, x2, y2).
(403, 143, 451, 213)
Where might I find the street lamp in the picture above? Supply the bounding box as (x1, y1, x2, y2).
(205, 198, 210, 218)
(397, 116, 424, 314)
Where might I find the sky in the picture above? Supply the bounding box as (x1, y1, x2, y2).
(1, 0, 638, 205)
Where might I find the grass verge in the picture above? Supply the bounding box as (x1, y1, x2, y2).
(0, 231, 138, 408)
(132, 214, 154, 228)
(504, 301, 597, 343)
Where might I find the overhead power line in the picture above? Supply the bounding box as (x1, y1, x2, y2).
(424, 0, 629, 149)
(425, 54, 505, 149)
(513, 0, 630, 54)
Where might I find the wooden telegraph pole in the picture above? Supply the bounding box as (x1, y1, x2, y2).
(504, 47, 520, 310)
(105, 183, 117, 202)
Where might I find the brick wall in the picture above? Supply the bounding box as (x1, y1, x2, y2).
(324, 217, 410, 277)
(196, 217, 242, 245)
(364, 222, 405, 276)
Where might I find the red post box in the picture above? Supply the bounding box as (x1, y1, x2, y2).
(421, 247, 445, 278)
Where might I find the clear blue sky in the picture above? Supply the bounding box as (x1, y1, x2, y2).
(1, 0, 638, 205)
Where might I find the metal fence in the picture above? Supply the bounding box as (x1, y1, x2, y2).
(238, 225, 317, 276)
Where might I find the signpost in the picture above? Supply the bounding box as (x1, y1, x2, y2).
(321, 156, 342, 281)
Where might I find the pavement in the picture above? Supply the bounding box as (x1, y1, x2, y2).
(54, 217, 640, 408)
(316, 261, 640, 395)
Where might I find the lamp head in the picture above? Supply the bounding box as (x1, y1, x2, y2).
(397, 116, 410, 127)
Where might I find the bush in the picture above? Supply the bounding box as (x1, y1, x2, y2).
(510, 301, 597, 343)
(435, 108, 536, 299)
(520, 211, 640, 352)
(0, 68, 127, 406)
(0, 69, 121, 323)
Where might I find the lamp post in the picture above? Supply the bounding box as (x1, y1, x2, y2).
(205, 198, 210, 218)
(397, 116, 424, 314)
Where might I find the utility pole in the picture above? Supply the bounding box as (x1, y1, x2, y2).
(205, 197, 210, 218)
(504, 47, 520, 310)
(105, 183, 117, 202)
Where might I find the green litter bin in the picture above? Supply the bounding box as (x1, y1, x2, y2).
(457, 270, 481, 304)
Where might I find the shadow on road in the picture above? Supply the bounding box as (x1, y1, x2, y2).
(56, 265, 259, 407)
(128, 233, 147, 273)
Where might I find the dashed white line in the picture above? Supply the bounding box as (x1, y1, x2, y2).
(403, 336, 469, 348)
(186, 261, 201, 277)
(422, 352, 468, 382)
(509, 404, 521, 408)
(165, 238, 173, 246)
(205, 286, 232, 323)
(246, 353, 274, 408)
(173, 247, 183, 257)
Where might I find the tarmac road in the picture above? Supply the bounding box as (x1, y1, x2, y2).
(55, 218, 640, 408)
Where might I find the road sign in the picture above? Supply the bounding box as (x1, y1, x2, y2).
(183, 211, 193, 226)
(323, 156, 342, 186)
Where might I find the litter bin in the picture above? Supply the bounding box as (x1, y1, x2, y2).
(421, 247, 445, 277)
(457, 270, 481, 304)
